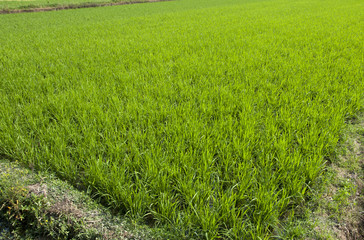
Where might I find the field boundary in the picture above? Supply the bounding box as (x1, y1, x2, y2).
(0, 0, 171, 14)
(276, 113, 364, 239)
(0, 159, 160, 239)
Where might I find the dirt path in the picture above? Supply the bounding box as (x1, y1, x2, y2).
(0, 0, 171, 14)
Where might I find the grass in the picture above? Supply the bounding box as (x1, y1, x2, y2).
(0, 0, 363, 238)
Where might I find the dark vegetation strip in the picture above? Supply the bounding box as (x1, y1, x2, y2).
(0, 0, 172, 14)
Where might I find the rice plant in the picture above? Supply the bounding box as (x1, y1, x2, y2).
(0, 0, 363, 238)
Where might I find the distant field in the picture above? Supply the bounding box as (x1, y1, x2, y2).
(0, 0, 363, 238)
(0, 0, 157, 12)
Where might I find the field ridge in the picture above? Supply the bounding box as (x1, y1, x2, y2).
(0, 0, 171, 14)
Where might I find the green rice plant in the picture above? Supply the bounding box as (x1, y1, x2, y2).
(0, 0, 363, 238)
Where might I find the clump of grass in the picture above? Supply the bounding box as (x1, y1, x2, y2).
(0, 0, 363, 238)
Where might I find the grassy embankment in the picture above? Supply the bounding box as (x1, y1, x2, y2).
(0, 159, 155, 240)
(0, 0, 363, 238)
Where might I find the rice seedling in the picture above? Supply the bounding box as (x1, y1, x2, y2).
(0, 0, 363, 238)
